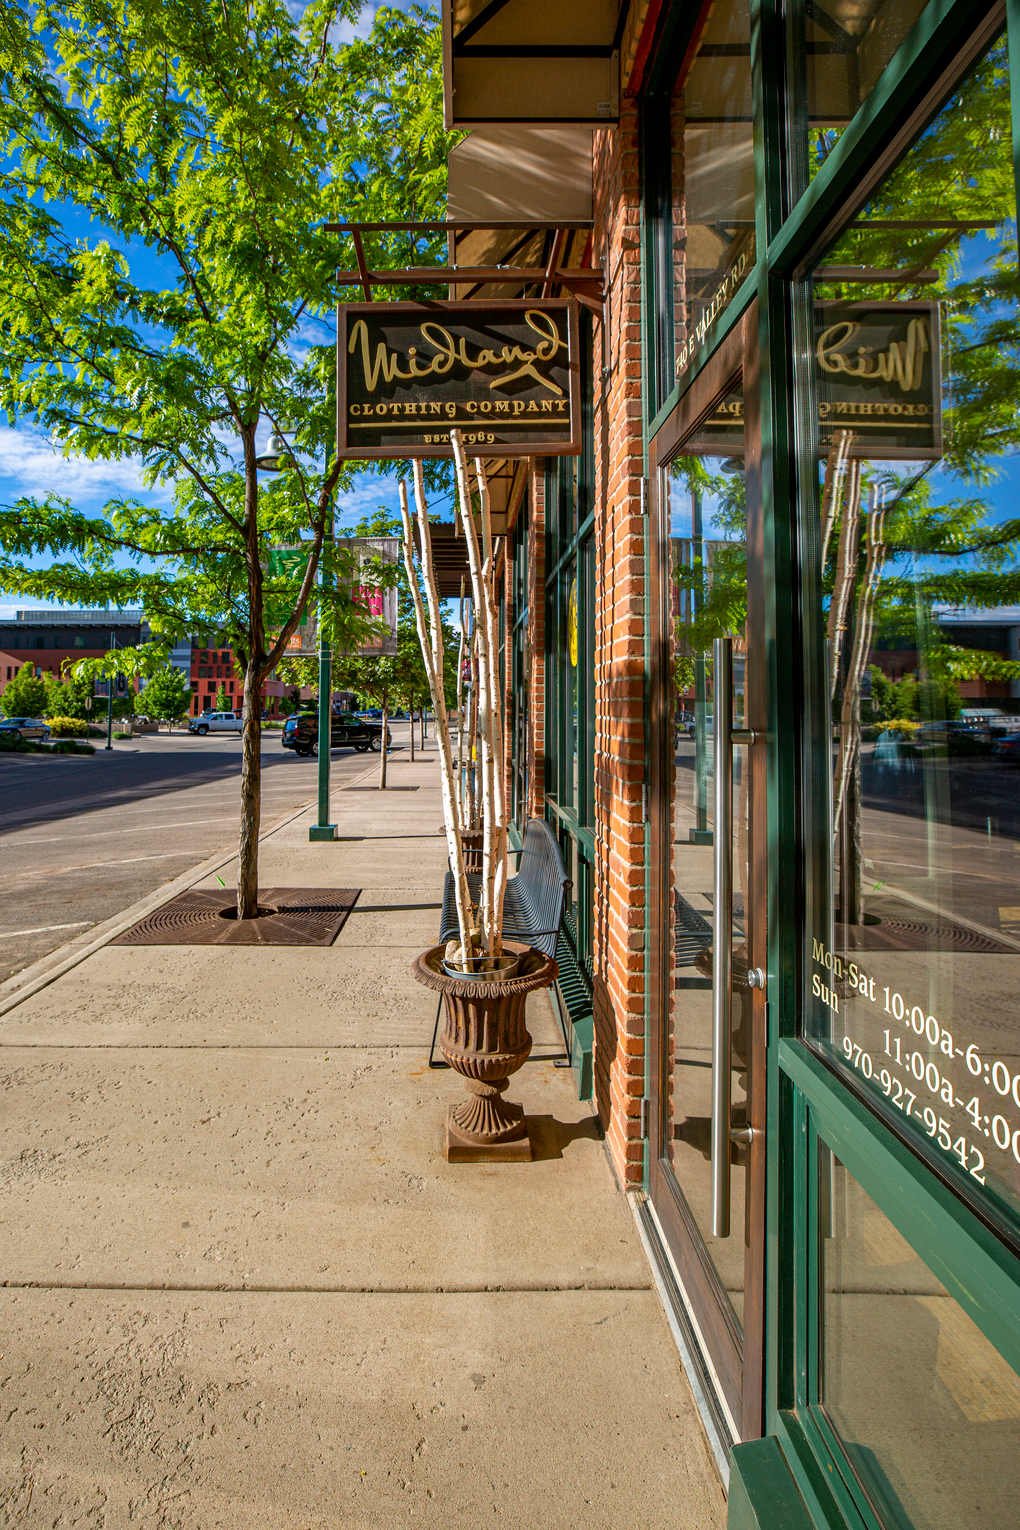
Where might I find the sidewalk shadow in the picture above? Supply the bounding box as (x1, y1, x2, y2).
(349, 901, 442, 913)
(528, 1113, 603, 1161)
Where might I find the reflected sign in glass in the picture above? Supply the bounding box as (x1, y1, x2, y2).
(337, 301, 581, 459)
(815, 301, 941, 458)
(692, 304, 941, 459)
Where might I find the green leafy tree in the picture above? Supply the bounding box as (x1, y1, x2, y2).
(0, 661, 48, 717)
(213, 684, 230, 712)
(140, 666, 191, 730)
(394, 608, 430, 760)
(44, 666, 99, 721)
(0, 0, 453, 916)
(333, 651, 401, 786)
(868, 667, 919, 723)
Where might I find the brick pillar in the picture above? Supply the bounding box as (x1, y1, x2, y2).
(591, 101, 648, 1187)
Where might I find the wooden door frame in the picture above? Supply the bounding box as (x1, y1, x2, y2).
(646, 302, 767, 1444)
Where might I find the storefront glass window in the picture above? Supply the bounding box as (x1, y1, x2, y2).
(666, 386, 749, 1325)
(663, 0, 755, 389)
(545, 316, 595, 970)
(818, 1150, 1020, 1530)
(804, 36, 1020, 1237)
(509, 528, 530, 831)
(788, 0, 929, 194)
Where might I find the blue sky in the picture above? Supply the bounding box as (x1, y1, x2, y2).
(0, 0, 426, 617)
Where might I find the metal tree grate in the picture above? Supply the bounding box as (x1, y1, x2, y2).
(112, 887, 361, 947)
(840, 913, 1012, 955)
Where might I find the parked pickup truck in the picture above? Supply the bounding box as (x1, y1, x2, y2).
(281, 710, 390, 757)
(188, 710, 245, 735)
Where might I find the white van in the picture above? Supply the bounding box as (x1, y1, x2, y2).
(188, 710, 245, 735)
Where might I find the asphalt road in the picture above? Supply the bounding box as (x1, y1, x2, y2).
(674, 740, 1020, 939)
(0, 725, 408, 984)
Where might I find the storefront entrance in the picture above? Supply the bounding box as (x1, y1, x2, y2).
(647, 307, 767, 1448)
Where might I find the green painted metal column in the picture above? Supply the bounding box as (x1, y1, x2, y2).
(309, 483, 337, 843)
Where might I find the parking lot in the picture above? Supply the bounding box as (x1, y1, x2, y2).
(0, 724, 411, 984)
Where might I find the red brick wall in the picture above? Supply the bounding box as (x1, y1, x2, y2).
(591, 97, 649, 1188)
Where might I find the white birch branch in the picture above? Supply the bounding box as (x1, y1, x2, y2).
(475, 454, 508, 941)
(451, 429, 502, 958)
(398, 478, 476, 961)
(820, 429, 853, 571)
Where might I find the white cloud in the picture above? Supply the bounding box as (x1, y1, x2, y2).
(0, 425, 156, 507)
(334, 473, 402, 525)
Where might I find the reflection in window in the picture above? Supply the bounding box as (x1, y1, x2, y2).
(806, 39, 1020, 1235)
(670, 0, 754, 382)
(666, 396, 750, 1320)
(790, 0, 928, 191)
(820, 1151, 1020, 1530)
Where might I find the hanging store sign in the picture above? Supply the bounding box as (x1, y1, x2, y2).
(690, 303, 941, 461)
(337, 300, 581, 459)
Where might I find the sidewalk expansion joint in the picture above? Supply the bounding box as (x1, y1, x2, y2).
(1, 1279, 654, 1295)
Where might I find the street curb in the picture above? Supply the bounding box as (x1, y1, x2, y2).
(0, 759, 379, 1021)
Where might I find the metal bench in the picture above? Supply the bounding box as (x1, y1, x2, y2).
(675, 890, 713, 966)
(429, 817, 570, 1068)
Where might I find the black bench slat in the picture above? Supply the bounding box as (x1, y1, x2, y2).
(439, 819, 568, 962)
(431, 819, 572, 1073)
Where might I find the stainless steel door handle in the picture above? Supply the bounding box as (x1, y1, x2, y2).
(711, 636, 734, 1238)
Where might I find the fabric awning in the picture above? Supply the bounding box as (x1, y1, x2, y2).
(442, 0, 625, 126)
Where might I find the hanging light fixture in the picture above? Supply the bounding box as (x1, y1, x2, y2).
(255, 431, 290, 472)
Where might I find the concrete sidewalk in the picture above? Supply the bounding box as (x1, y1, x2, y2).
(0, 744, 724, 1529)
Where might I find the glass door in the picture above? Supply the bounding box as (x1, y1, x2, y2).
(648, 306, 766, 1444)
(786, 27, 1020, 1530)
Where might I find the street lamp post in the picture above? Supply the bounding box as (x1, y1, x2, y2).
(105, 627, 115, 751)
(308, 512, 337, 843)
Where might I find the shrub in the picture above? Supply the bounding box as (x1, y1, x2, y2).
(0, 733, 49, 754)
(50, 738, 95, 755)
(880, 718, 921, 735)
(45, 715, 89, 737)
(863, 719, 923, 741)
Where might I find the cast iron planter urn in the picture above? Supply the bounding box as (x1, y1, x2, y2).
(412, 941, 557, 1161)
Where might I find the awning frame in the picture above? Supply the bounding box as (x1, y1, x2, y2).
(326, 219, 602, 312)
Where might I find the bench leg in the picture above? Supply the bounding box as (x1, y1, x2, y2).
(428, 991, 448, 1069)
(551, 982, 572, 1068)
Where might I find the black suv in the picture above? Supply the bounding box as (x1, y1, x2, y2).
(281, 710, 390, 757)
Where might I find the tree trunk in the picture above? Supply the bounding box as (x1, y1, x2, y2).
(237, 441, 265, 920)
(237, 660, 263, 918)
(409, 701, 416, 762)
(379, 699, 388, 789)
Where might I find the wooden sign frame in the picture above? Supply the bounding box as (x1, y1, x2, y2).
(337, 299, 582, 460)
